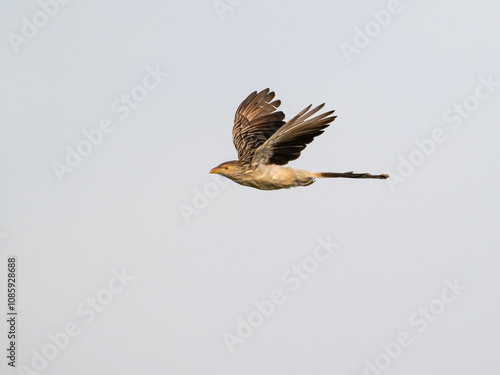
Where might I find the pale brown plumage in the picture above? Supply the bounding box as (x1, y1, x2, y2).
(210, 89, 388, 190)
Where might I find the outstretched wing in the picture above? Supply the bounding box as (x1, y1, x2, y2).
(251, 104, 336, 166)
(232, 89, 285, 163)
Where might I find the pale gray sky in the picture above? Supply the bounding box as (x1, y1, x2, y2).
(1, 1, 499, 374)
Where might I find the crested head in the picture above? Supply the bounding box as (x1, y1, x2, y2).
(209, 160, 245, 177)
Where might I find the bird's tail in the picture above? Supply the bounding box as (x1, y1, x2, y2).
(313, 171, 389, 179)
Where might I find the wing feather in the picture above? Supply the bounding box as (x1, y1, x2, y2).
(251, 104, 336, 165)
(232, 89, 285, 163)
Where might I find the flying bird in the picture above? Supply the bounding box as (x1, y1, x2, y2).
(210, 89, 388, 190)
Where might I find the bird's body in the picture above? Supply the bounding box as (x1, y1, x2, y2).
(210, 89, 388, 190)
(218, 162, 314, 190)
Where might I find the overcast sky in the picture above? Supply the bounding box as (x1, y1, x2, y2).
(1, 1, 499, 374)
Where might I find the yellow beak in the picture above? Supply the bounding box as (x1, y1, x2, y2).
(209, 168, 217, 174)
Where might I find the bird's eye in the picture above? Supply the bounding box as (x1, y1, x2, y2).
(224, 166, 228, 170)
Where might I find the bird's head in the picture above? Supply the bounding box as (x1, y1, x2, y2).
(209, 160, 243, 177)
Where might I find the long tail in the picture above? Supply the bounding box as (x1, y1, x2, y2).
(313, 171, 389, 179)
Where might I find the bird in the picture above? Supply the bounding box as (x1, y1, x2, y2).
(209, 89, 388, 190)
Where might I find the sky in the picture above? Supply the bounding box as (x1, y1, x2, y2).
(1, 0, 499, 374)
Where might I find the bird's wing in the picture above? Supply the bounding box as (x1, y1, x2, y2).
(232, 89, 286, 163)
(251, 104, 336, 166)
